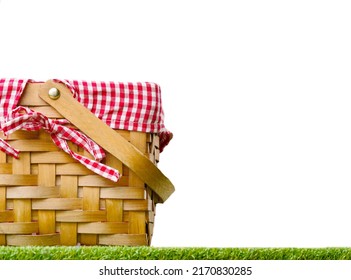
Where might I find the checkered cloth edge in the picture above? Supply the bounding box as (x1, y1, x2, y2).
(0, 78, 172, 182)
(1, 106, 120, 181)
(55, 79, 172, 151)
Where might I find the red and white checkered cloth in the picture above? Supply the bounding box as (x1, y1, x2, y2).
(0, 78, 172, 182)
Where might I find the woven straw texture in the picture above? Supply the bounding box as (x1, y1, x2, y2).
(0, 89, 160, 246)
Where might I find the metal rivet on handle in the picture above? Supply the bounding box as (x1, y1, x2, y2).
(48, 87, 60, 100)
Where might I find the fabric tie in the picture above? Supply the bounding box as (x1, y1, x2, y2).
(0, 106, 120, 182)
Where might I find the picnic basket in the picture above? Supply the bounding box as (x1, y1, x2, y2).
(0, 79, 174, 246)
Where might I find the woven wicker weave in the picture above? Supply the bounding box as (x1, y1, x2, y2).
(0, 83, 162, 246)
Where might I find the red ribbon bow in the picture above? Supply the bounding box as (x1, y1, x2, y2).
(0, 106, 120, 182)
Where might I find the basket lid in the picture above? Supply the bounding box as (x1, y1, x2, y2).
(0, 78, 172, 151)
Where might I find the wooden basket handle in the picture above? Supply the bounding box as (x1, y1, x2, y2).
(38, 80, 175, 203)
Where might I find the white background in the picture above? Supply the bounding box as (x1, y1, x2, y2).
(2, 260, 351, 280)
(1, 0, 351, 248)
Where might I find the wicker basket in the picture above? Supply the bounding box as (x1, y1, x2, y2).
(0, 80, 174, 246)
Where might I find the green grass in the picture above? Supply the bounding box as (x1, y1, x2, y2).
(1, 247, 351, 260)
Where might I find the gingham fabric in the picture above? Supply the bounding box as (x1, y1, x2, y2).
(0, 78, 172, 182)
(1, 106, 120, 181)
